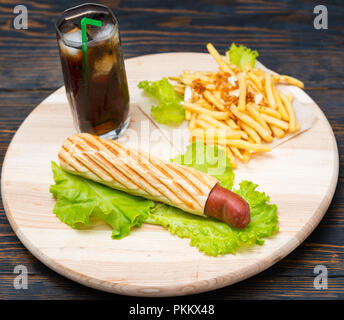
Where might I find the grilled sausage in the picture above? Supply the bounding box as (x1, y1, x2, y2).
(204, 183, 250, 228)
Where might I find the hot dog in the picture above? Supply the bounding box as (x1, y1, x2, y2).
(58, 133, 250, 228)
(204, 183, 250, 228)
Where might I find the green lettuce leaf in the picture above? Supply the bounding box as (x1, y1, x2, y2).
(146, 205, 241, 255)
(50, 142, 278, 256)
(49, 162, 154, 239)
(227, 43, 259, 71)
(149, 148, 278, 256)
(171, 142, 234, 190)
(138, 78, 185, 126)
(233, 181, 279, 245)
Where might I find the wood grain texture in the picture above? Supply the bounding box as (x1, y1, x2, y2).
(1, 53, 339, 297)
(0, 0, 343, 90)
(0, 0, 343, 299)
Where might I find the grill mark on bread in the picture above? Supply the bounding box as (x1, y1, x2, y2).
(58, 153, 78, 172)
(101, 140, 187, 207)
(81, 136, 165, 198)
(126, 145, 215, 196)
(76, 136, 133, 189)
(79, 134, 175, 204)
(164, 163, 204, 195)
(67, 138, 141, 192)
(60, 145, 104, 180)
(66, 143, 114, 181)
(113, 146, 200, 207)
(180, 166, 216, 189)
(75, 136, 154, 195)
(136, 152, 203, 209)
(151, 160, 200, 209)
(75, 145, 129, 190)
(135, 151, 198, 210)
(97, 138, 194, 209)
(94, 135, 206, 210)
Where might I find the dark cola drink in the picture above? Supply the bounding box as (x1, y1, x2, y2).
(56, 4, 130, 138)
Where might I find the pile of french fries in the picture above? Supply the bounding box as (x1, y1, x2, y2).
(170, 43, 304, 168)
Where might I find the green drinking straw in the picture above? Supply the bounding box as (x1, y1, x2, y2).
(81, 17, 103, 77)
(80, 17, 102, 124)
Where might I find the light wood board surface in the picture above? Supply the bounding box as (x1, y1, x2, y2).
(1, 53, 339, 297)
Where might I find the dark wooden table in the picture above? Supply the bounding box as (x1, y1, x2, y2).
(0, 0, 343, 300)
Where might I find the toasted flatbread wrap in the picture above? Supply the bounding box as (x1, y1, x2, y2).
(58, 133, 218, 216)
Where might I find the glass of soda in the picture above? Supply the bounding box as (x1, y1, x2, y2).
(55, 3, 130, 138)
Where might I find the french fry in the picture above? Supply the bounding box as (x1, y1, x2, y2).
(198, 75, 213, 82)
(248, 72, 264, 92)
(206, 43, 232, 73)
(198, 114, 228, 129)
(246, 103, 272, 134)
(238, 120, 262, 144)
(198, 114, 229, 130)
(260, 113, 289, 130)
(180, 73, 198, 80)
(230, 105, 273, 142)
(279, 92, 297, 132)
(194, 120, 241, 139)
(197, 115, 243, 139)
(191, 127, 241, 140)
(191, 131, 227, 147)
(168, 76, 180, 81)
(179, 77, 192, 86)
(184, 102, 228, 120)
(189, 113, 198, 130)
(226, 140, 271, 153)
(272, 83, 289, 121)
(230, 147, 244, 161)
(242, 149, 251, 163)
(175, 83, 185, 89)
(258, 107, 282, 119)
(173, 86, 185, 95)
(185, 109, 191, 120)
(247, 79, 260, 95)
(214, 90, 221, 100)
(205, 84, 216, 90)
(203, 90, 226, 111)
(274, 75, 304, 89)
(240, 130, 249, 140)
(264, 73, 276, 109)
(270, 124, 286, 139)
(225, 118, 239, 130)
(194, 118, 211, 130)
(197, 98, 213, 110)
(225, 147, 237, 168)
(237, 72, 246, 111)
(193, 135, 271, 153)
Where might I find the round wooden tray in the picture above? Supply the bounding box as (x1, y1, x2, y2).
(1, 53, 339, 297)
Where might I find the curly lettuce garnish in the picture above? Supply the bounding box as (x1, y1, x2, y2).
(138, 77, 185, 126)
(227, 43, 259, 71)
